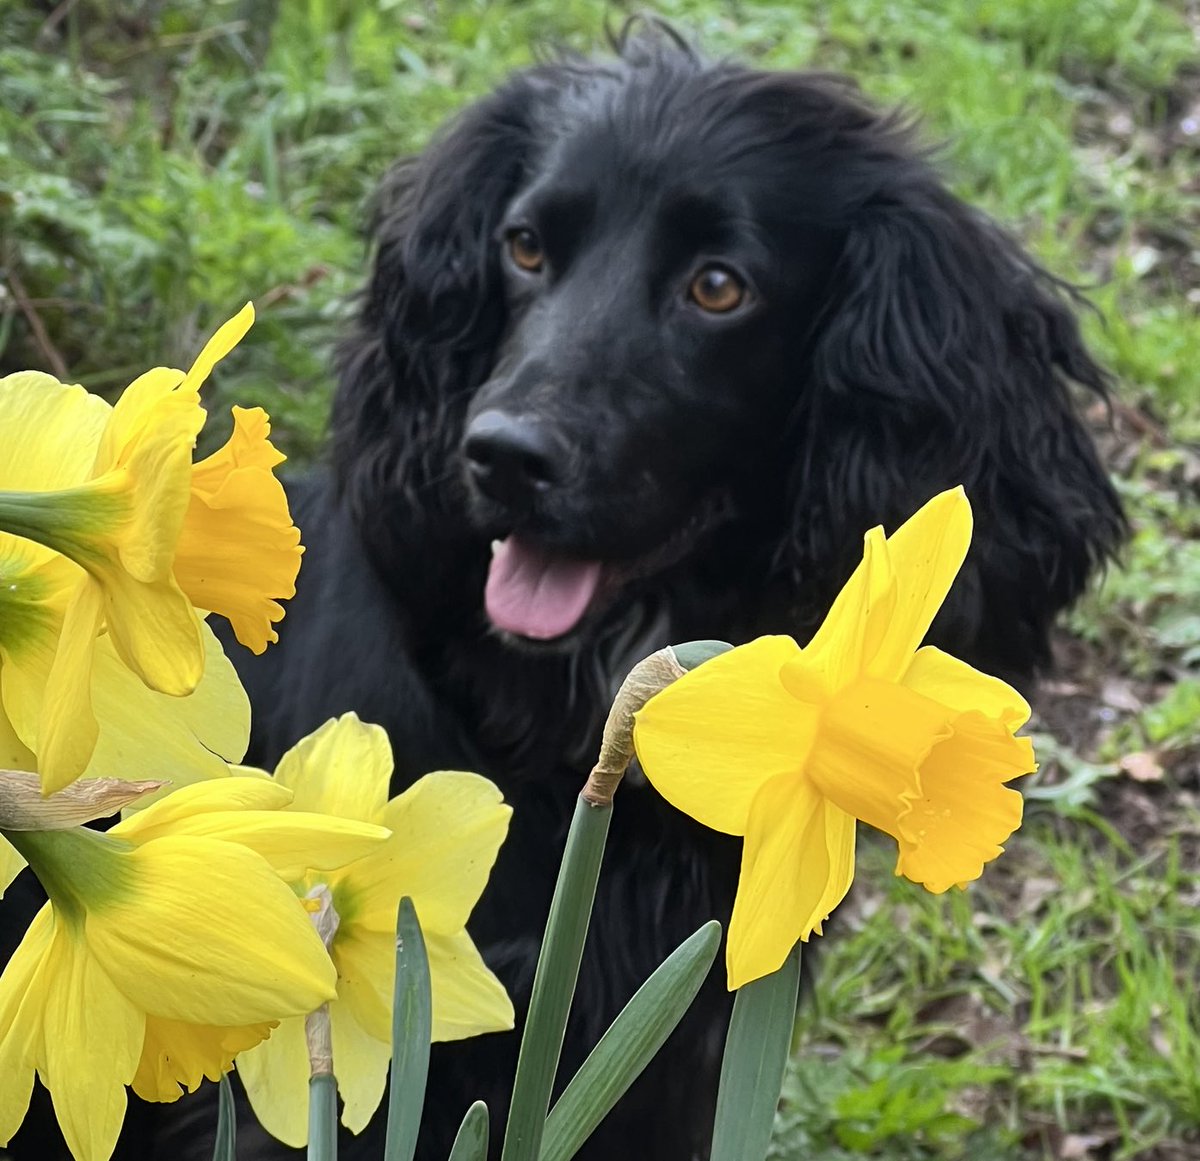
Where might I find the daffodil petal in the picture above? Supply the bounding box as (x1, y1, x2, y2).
(41, 924, 143, 1161)
(237, 1014, 311, 1149)
(0, 908, 53, 1146)
(99, 568, 204, 697)
(0, 373, 110, 492)
(132, 1015, 274, 1103)
(331, 998, 392, 1134)
(135, 811, 388, 880)
(181, 304, 255, 393)
(727, 774, 850, 989)
(0, 835, 26, 899)
(903, 645, 1031, 727)
(865, 487, 972, 680)
(84, 619, 250, 800)
(0, 689, 35, 779)
(331, 923, 392, 1043)
(806, 677, 954, 838)
(272, 714, 391, 824)
(87, 837, 336, 1025)
(633, 636, 813, 836)
(38, 579, 104, 793)
(345, 771, 510, 936)
(112, 776, 293, 839)
(785, 527, 892, 698)
(896, 712, 1032, 892)
(425, 928, 515, 1041)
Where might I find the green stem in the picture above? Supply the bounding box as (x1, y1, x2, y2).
(307, 1073, 337, 1161)
(710, 941, 802, 1161)
(499, 795, 611, 1161)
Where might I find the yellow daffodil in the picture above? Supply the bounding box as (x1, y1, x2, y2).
(237, 714, 514, 1146)
(0, 305, 301, 791)
(0, 777, 391, 1161)
(633, 488, 1035, 989)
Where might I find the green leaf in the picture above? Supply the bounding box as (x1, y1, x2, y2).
(500, 795, 612, 1161)
(307, 1073, 338, 1161)
(385, 896, 432, 1161)
(541, 920, 722, 1161)
(212, 1072, 236, 1161)
(671, 640, 734, 670)
(710, 941, 802, 1161)
(447, 1101, 490, 1161)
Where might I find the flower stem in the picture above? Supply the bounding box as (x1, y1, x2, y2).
(710, 940, 802, 1161)
(500, 795, 611, 1161)
(307, 1074, 337, 1161)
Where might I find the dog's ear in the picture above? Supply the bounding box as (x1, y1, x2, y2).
(331, 76, 547, 527)
(780, 141, 1125, 679)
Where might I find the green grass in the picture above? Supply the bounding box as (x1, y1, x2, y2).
(2, 1, 1198, 1156)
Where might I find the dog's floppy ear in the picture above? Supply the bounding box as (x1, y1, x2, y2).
(780, 130, 1125, 679)
(331, 75, 548, 527)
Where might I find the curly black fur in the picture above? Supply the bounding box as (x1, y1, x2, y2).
(3, 26, 1124, 1161)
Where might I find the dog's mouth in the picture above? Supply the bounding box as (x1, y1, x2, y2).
(482, 492, 733, 642)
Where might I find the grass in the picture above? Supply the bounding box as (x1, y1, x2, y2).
(2, 1, 1198, 1156)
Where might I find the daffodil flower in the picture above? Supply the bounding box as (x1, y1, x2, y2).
(0, 777, 391, 1161)
(633, 488, 1035, 989)
(0, 306, 302, 791)
(237, 714, 514, 1146)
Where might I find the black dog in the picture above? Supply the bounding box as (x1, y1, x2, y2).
(2, 25, 1125, 1161)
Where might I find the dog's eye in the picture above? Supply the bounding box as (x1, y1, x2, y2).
(688, 265, 746, 314)
(507, 228, 545, 273)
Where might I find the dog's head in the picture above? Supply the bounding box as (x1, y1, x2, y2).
(333, 27, 1123, 676)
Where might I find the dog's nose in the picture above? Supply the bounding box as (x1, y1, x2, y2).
(462, 409, 564, 507)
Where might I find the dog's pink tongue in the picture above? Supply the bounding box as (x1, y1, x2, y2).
(485, 537, 603, 640)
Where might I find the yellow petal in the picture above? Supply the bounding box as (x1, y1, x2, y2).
(727, 774, 854, 989)
(425, 928, 515, 1041)
(0, 835, 26, 899)
(784, 527, 892, 699)
(237, 1015, 311, 1149)
(95, 369, 186, 474)
(175, 408, 302, 655)
(864, 488, 972, 681)
(86, 836, 336, 1025)
(272, 714, 391, 824)
(0, 373, 110, 492)
(0, 908, 53, 1146)
(113, 776, 293, 839)
(0, 686, 36, 778)
(345, 770, 510, 936)
(180, 304, 255, 394)
(84, 619, 250, 800)
(903, 645, 1031, 727)
(134, 810, 388, 881)
(332, 924, 391, 1043)
(97, 565, 204, 696)
(98, 382, 205, 583)
(132, 1015, 275, 1103)
(330, 998, 392, 1134)
(41, 923, 143, 1161)
(633, 636, 814, 836)
(806, 677, 954, 838)
(37, 578, 104, 793)
(895, 712, 1032, 892)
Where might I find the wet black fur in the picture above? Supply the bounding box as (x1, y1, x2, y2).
(3, 26, 1124, 1161)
